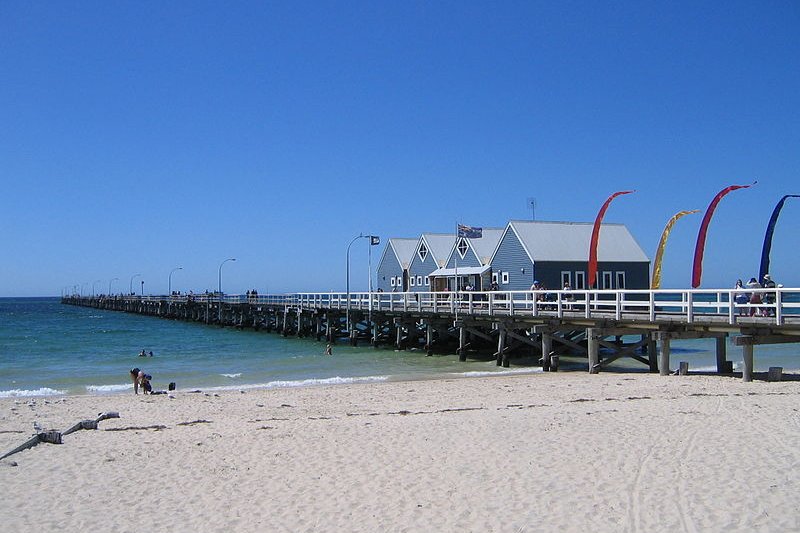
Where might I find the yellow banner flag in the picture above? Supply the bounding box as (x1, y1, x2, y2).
(652, 210, 700, 289)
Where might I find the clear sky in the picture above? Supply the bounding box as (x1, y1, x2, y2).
(2, 1, 798, 297)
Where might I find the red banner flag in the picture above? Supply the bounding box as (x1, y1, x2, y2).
(588, 190, 635, 288)
(691, 183, 754, 288)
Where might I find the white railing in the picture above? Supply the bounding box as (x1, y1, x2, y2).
(81, 287, 800, 326)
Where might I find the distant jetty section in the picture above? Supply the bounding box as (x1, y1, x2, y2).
(62, 288, 800, 382)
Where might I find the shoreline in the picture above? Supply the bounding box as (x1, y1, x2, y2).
(2, 371, 799, 531)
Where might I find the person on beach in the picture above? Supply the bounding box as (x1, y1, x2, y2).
(141, 374, 152, 394)
(139, 349, 146, 357)
(130, 368, 145, 394)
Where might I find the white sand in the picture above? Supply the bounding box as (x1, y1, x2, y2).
(1, 373, 799, 532)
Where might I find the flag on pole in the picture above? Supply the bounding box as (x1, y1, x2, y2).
(457, 224, 482, 238)
(370, 235, 380, 245)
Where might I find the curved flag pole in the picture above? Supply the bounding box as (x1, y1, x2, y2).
(691, 182, 755, 288)
(651, 210, 700, 289)
(759, 195, 800, 281)
(588, 190, 635, 288)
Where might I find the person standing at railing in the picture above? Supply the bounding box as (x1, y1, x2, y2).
(563, 281, 574, 310)
(734, 279, 749, 316)
(762, 274, 777, 316)
(746, 277, 762, 317)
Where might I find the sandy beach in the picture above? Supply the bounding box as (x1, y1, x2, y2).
(1, 372, 798, 532)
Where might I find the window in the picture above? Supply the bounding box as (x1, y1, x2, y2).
(416, 275, 423, 286)
(397, 276, 403, 288)
(561, 271, 571, 288)
(492, 272, 498, 283)
(390, 277, 396, 287)
(410, 276, 416, 287)
(602, 271, 612, 289)
(615, 271, 626, 290)
(575, 271, 586, 290)
(424, 276, 430, 286)
(501, 271, 510, 284)
(417, 242, 428, 262)
(457, 238, 468, 258)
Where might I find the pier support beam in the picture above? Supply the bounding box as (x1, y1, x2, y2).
(541, 333, 553, 372)
(715, 336, 729, 374)
(457, 321, 467, 362)
(496, 326, 507, 367)
(587, 328, 599, 373)
(647, 337, 658, 373)
(659, 337, 671, 376)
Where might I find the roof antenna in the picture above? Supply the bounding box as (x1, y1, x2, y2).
(526, 197, 536, 220)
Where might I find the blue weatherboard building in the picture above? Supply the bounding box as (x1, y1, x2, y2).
(428, 228, 504, 291)
(376, 238, 418, 292)
(489, 220, 650, 291)
(405, 233, 456, 292)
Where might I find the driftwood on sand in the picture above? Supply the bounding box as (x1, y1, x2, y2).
(0, 412, 120, 462)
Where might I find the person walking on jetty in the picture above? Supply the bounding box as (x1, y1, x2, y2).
(734, 279, 749, 316)
(746, 277, 762, 317)
(762, 274, 777, 316)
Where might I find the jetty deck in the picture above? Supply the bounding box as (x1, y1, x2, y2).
(63, 287, 800, 382)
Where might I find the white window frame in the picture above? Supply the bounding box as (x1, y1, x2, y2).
(424, 276, 430, 286)
(390, 277, 396, 287)
(416, 275, 423, 286)
(501, 271, 510, 285)
(615, 271, 626, 290)
(575, 271, 586, 290)
(561, 271, 571, 288)
(602, 271, 613, 290)
(396, 276, 402, 288)
(410, 276, 416, 287)
(492, 272, 498, 283)
(418, 243, 428, 262)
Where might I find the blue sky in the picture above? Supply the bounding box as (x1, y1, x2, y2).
(2, 1, 798, 296)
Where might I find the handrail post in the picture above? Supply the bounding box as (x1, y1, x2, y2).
(775, 289, 783, 325)
(686, 291, 694, 323)
(649, 291, 655, 322)
(532, 291, 538, 318)
(728, 290, 735, 325)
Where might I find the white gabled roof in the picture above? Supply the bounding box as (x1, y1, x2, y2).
(504, 220, 649, 263)
(421, 233, 457, 267)
(387, 238, 418, 269)
(467, 228, 505, 264)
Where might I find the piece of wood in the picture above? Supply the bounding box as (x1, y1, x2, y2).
(678, 361, 689, 376)
(768, 367, 783, 382)
(742, 344, 754, 382)
(587, 328, 599, 373)
(659, 337, 671, 377)
(0, 435, 42, 461)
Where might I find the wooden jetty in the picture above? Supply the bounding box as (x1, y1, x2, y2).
(62, 287, 800, 382)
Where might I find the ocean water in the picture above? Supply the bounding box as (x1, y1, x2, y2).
(0, 297, 797, 397)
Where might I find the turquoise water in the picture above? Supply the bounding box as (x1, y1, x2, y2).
(0, 298, 797, 397)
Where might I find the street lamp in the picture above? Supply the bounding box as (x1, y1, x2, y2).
(109, 278, 119, 295)
(346, 234, 380, 330)
(168, 267, 183, 295)
(141, 280, 145, 296)
(130, 273, 141, 295)
(218, 258, 236, 295)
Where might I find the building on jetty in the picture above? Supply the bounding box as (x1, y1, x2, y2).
(376, 220, 650, 295)
(63, 286, 800, 383)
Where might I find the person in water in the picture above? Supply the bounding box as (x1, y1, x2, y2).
(130, 368, 145, 394)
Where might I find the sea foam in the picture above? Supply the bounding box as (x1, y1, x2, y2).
(0, 387, 67, 398)
(85, 383, 132, 393)
(220, 373, 242, 378)
(200, 375, 389, 392)
(459, 367, 543, 378)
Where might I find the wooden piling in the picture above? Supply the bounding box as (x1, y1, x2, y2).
(742, 344, 754, 382)
(587, 328, 599, 373)
(715, 336, 728, 375)
(541, 333, 552, 372)
(659, 337, 671, 377)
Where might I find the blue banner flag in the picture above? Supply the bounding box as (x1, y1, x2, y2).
(458, 224, 482, 238)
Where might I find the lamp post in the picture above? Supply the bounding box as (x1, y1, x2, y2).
(218, 258, 236, 295)
(130, 273, 141, 295)
(109, 278, 119, 296)
(168, 267, 183, 295)
(92, 280, 101, 296)
(141, 280, 145, 296)
(346, 234, 380, 331)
